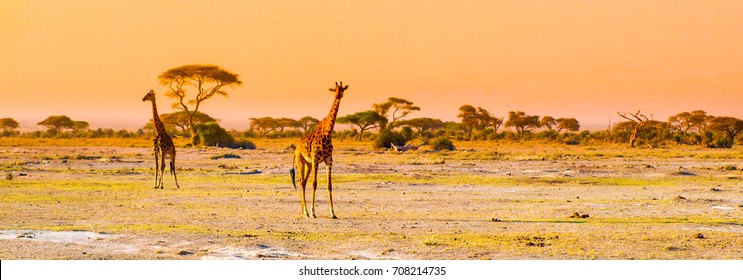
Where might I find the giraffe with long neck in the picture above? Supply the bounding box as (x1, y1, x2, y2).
(290, 81, 348, 218)
(142, 90, 180, 189)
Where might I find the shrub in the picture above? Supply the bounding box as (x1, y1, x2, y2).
(720, 164, 738, 171)
(232, 139, 256, 149)
(400, 126, 414, 140)
(430, 137, 455, 151)
(373, 129, 409, 149)
(338, 129, 358, 141)
(196, 122, 256, 149)
(196, 122, 234, 147)
(709, 137, 733, 149)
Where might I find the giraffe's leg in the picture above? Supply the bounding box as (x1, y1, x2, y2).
(170, 150, 180, 189)
(326, 163, 337, 219)
(301, 160, 312, 186)
(153, 148, 160, 189)
(159, 151, 166, 189)
(299, 160, 309, 217)
(310, 162, 319, 218)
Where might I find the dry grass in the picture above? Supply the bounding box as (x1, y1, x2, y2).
(1, 138, 742, 259)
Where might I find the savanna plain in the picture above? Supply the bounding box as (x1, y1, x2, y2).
(1, 138, 742, 260)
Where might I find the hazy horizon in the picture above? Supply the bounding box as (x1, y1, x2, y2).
(2, 1, 742, 131)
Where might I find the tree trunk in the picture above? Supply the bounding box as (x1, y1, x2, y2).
(618, 111, 649, 148)
(629, 126, 640, 147)
(727, 131, 737, 148)
(186, 111, 199, 146)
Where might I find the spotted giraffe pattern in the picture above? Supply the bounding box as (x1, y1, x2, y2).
(291, 82, 348, 218)
(142, 90, 180, 189)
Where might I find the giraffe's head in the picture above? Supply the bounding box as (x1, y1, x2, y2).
(142, 90, 156, 102)
(328, 81, 349, 99)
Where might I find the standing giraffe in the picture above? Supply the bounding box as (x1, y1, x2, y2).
(142, 90, 180, 189)
(290, 82, 348, 218)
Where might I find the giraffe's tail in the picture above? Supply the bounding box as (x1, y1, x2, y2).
(169, 161, 175, 175)
(290, 168, 297, 189)
(288, 144, 297, 189)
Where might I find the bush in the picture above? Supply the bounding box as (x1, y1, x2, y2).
(400, 126, 414, 140)
(196, 122, 233, 146)
(338, 129, 358, 141)
(196, 122, 256, 149)
(430, 137, 455, 151)
(232, 139, 256, 150)
(709, 137, 733, 149)
(373, 129, 409, 149)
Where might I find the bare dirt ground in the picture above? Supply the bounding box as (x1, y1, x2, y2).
(1, 139, 742, 259)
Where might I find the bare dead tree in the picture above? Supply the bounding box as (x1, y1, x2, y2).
(617, 110, 650, 148)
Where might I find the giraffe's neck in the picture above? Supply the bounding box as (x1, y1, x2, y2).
(321, 97, 342, 133)
(150, 100, 166, 137)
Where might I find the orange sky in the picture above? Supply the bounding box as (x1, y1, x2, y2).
(1, 0, 742, 130)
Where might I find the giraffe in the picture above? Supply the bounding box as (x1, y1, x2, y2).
(290, 81, 348, 219)
(142, 90, 180, 189)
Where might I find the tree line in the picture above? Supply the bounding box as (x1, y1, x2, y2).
(3, 64, 742, 149)
(4, 106, 740, 149)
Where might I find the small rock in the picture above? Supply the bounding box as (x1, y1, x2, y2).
(695, 233, 705, 239)
(570, 212, 589, 218)
(491, 218, 501, 222)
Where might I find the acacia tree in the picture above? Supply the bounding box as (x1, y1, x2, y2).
(249, 117, 279, 137)
(297, 116, 320, 133)
(372, 97, 420, 130)
(555, 118, 580, 133)
(275, 118, 300, 133)
(457, 105, 480, 140)
(0, 118, 19, 131)
(457, 105, 501, 140)
(159, 64, 242, 145)
(505, 111, 541, 135)
(668, 112, 694, 134)
(689, 110, 714, 136)
(38, 115, 75, 133)
(540, 116, 557, 131)
(159, 111, 217, 136)
(72, 121, 90, 133)
(483, 111, 504, 133)
(708, 116, 743, 148)
(337, 110, 386, 141)
(397, 118, 446, 133)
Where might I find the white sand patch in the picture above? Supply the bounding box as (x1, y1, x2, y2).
(0, 230, 114, 243)
(202, 245, 304, 260)
(0, 230, 138, 253)
(711, 206, 736, 210)
(348, 250, 405, 260)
